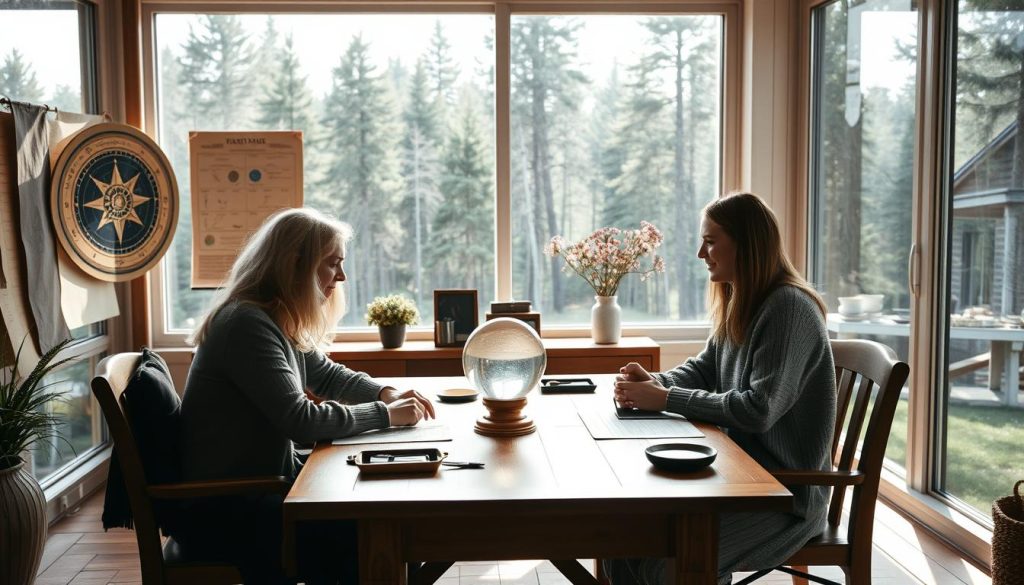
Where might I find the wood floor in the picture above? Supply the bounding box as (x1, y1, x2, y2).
(36, 488, 992, 585)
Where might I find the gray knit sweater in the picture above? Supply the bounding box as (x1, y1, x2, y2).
(656, 286, 836, 566)
(180, 301, 391, 482)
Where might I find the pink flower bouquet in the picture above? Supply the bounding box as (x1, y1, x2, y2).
(545, 221, 666, 297)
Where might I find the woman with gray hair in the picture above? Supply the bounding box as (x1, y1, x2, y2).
(180, 207, 434, 583)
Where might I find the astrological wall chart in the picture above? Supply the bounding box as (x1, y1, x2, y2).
(189, 131, 303, 288)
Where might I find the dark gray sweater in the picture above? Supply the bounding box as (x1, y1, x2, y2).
(180, 301, 390, 482)
(656, 286, 836, 568)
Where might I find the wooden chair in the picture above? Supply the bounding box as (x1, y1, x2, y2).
(735, 339, 910, 585)
(92, 353, 291, 585)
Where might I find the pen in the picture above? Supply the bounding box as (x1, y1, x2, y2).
(441, 461, 485, 469)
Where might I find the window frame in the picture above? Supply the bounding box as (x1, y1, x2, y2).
(140, 0, 741, 349)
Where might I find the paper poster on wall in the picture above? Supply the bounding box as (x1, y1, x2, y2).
(189, 131, 303, 289)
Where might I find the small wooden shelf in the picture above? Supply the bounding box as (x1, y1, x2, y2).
(327, 336, 660, 377)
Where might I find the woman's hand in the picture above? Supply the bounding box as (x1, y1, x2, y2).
(614, 376, 669, 412)
(617, 362, 653, 383)
(386, 397, 430, 426)
(380, 387, 436, 424)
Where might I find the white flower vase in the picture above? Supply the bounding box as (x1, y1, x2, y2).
(591, 295, 622, 344)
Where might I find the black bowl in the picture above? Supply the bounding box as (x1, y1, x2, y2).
(645, 443, 717, 472)
(436, 388, 479, 404)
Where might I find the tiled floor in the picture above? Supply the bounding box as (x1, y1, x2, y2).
(36, 488, 992, 585)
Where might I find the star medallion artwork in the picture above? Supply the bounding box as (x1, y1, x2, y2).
(84, 160, 151, 244)
(51, 123, 178, 282)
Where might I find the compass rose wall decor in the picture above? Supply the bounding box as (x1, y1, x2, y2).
(50, 123, 178, 282)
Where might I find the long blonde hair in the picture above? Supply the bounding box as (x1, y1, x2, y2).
(190, 208, 352, 352)
(704, 192, 825, 345)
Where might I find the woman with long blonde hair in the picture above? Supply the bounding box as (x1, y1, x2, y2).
(608, 192, 836, 585)
(180, 207, 434, 584)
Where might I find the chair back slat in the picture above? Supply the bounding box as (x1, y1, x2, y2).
(827, 373, 874, 526)
(92, 353, 167, 585)
(825, 340, 910, 553)
(832, 367, 857, 461)
(836, 375, 875, 472)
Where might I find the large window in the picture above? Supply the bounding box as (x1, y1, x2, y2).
(936, 0, 1024, 517)
(154, 14, 495, 330)
(809, 0, 919, 476)
(0, 1, 109, 487)
(148, 7, 729, 338)
(509, 15, 722, 323)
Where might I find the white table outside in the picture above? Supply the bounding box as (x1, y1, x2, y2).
(826, 314, 1024, 407)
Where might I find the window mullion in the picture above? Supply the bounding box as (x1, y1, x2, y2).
(495, 2, 512, 302)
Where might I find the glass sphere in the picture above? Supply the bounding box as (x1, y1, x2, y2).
(462, 318, 547, 400)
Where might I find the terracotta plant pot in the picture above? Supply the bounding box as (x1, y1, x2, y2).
(0, 459, 47, 585)
(379, 324, 407, 349)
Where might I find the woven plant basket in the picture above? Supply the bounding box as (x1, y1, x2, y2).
(992, 480, 1024, 585)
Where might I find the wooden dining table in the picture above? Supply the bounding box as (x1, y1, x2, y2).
(282, 374, 792, 585)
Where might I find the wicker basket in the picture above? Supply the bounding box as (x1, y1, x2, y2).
(992, 480, 1024, 585)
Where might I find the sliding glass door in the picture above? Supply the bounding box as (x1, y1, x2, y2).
(936, 0, 1024, 516)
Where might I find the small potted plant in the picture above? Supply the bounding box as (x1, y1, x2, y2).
(366, 295, 419, 349)
(1, 338, 77, 585)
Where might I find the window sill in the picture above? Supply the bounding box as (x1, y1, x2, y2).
(878, 467, 992, 573)
(43, 446, 111, 525)
(155, 322, 713, 348)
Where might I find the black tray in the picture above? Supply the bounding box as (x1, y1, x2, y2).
(346, 447, 447, 474)
(540, 377, 596, 394)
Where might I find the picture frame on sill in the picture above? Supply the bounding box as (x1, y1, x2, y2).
(433, 289, 478, 347)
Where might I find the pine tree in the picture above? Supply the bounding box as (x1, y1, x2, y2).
(177, 15, 254, 129)
(159, 44, 213, 326)
(816, 2, 865, 301)
(603, 63, 673, 314)
(641, 16, 718, 318)
(957, 2, 1024, 186)
(0, 48, 44, 103)
(256, 34, 314, 131)
(510, 17, 587, 313)
(50, 84, 81, 113)
(431, 109, 494, 290)
(425, 20, 460, 108)
(860, 85, 914, 311)
(250, 16, 280, 107)
(400, 59, 443, 310)
(318, 34, 403, 323)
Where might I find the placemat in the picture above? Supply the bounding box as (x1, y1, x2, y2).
(578, 409, 704, 440)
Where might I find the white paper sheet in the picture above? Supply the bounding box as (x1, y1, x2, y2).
(330, 423, 452, 446)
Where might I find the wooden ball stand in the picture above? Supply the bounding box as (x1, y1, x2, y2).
(475, 397, 536, 437)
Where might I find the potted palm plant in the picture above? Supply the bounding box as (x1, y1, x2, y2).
(366, 295, 419, 349)
(1, 338, 76, 585)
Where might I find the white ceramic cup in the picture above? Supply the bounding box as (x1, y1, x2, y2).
(858, 294, 884, 314)
(837, 296, 865, 316)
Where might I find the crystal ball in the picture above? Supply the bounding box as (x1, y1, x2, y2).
(462, 318, 547, 400)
